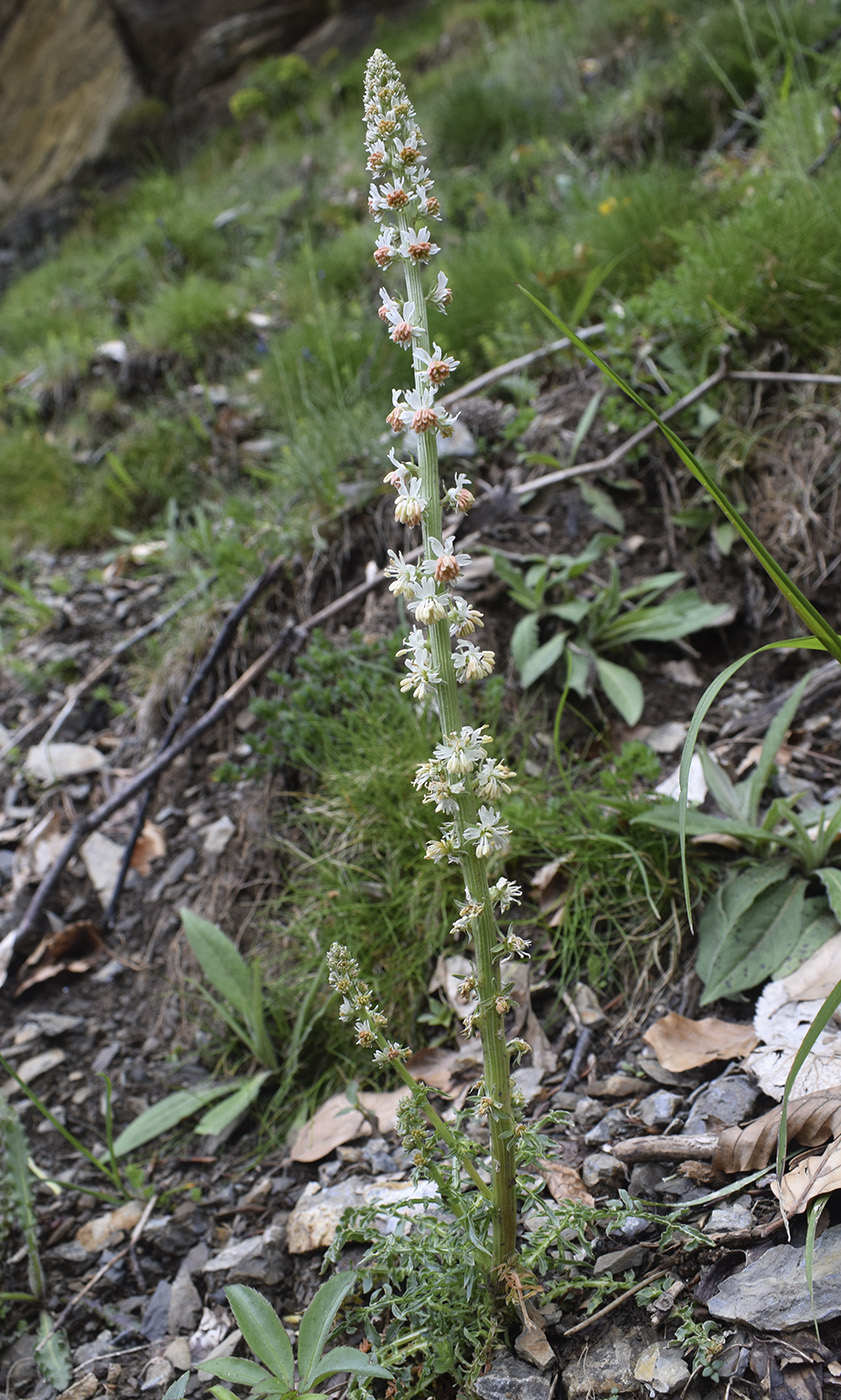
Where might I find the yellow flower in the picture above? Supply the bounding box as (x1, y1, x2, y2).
(598, 195, 618, 216)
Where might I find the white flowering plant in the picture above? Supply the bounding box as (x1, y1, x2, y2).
(326, 49, 538, 1295)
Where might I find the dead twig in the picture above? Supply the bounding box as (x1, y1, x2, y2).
(512, 358, 731, 495)
(0, 579, 211, 764)
(441, 323, 606, 406)
(609, 1135, 717, 1163)
(102, 546, 295, 936)
(562, 1269, 669, 1336)
(3, 536, 476, 973)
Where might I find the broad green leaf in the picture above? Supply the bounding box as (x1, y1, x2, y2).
(621, 571, 685, 600)
(635, 804, 793, 848)
(700, 875, 808, 1004)
(113, 1081, 240, 1157)
(308, 1346, 394, 1387)
(519, 632, 567, 688)
(675, 638, 827, 930)
(181, 909, 254, 1022)
(297, 1273, 354, 1388)
(817, 867, 841, 923)
(35, 1314, 71, 1390)
(773, 899, 839, 979)
(195, 1071, 272, 1136)
(699, 747, 748, 824)
(209, 1388, 242, 1400)
(162, 1375, 189, 1400)
(594, 657, 644, 725)
(602, 594, 731, 646)
(510, 614, 539, 674)
(696, 859, 791, 986)
(549, 598, 590, 624)
(197, 1357, 274, 1384)
(225, 1284, 295, 1390)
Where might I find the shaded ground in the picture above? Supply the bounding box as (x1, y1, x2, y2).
(2, 363, 841, 1397)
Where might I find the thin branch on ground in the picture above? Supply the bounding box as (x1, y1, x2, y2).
(442, 323, 606, 406)
(0, 579, 212, 764)
(512, 359, 731, 495)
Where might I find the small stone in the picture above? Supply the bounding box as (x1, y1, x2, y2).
(594, 1244, 647, 1276)
(514, 1322, 555, 1373)
(584, 1107, 628, 1144)
(633, 1343, 691, 1394)
(474, 1352, 555, 1400)
(286, 1175, 437, 1253)
(200, 814, 235, 856)
(683, 1075, 758, 1134)
(707, 1202, 753, 1233)
(636, 1091, 681, 1127)
(561, 1324, 642, 1398)
(708, 1224, 841, 1328)
(581, 1152, 626, 1190)
(628, 1162, 668, 1198)
(140, 1356, 173, 1392)
(140, 1280, 172, 1342)
(163, 1338, 192, 1371)
(573, 1096, 604, 1128)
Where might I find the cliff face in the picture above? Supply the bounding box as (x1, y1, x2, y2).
(0, 0, 140, 219)
(0, 0, 391, 252)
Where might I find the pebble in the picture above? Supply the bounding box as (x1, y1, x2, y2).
(561, 1324, 640, 1398)
(594, 1244, 647, 1275)
(636, 1090, 681, 1127)
(580, 1152, 626, 1190)
(683, 1075, 758, 1134)
(474, 1352, 555, 1400)
(583, 1106, 628, 1144)
(708, 1223, 841, 1327)
(285, 1175, 438, 1253)
(633, 1342, 691, 1394)
(707, 1201, 753, 1233)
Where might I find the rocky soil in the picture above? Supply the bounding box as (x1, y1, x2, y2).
(3, 367, 841, 1398)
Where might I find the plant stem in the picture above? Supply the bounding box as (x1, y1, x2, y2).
(400, 229, 518, 1274)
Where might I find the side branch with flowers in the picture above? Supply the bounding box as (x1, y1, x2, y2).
(327, 49, 530, 1281)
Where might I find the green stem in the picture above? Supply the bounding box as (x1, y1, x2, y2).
(399, 232, 518, 1275)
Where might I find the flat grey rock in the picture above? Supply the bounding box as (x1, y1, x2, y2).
(708, 1224, 841, 1328)
(474, 1352, 554, 1400)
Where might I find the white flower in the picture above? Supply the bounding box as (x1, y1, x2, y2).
(489, 878, 523, 912)
(394, 476, 428, 525)
(415, 343, 459, 386)
(475, 758, 515, 802)
(448, 596, 484, 638)
(434, 725, 492, 776)
(403, 386, 441, 435)
(428, 271, 453, 312)
(378, 288, 422, 348)
(463, 806, 511, 859)
(444, 472, 475, 512)
(422, 534, 471, 582)
(373, 225, 398, 268)
(384, 549, 421, 598)
(454, 641, 495, 682)
(400, 225, 440, 263)
(409, 579, 449, 625)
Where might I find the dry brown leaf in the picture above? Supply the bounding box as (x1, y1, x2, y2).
(772, 1143, 841, 1218)
(130, 821, 166, 875)
(713, 1089, 841, 1174)
(539, 1159, 595, 1207)
(643, 1012, 759, 1072)
(746, 949, 841, 1099)
(405, 1047, 459, 1092)
(289, 1088, 408, 1163)
(76, 1201, 144, 1252)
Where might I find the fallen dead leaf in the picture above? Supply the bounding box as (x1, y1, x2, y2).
(130, 821, 167, 875)
(772, 1143, 841, 1218)
(643, 1012, 759, 1072)
(11, 810, 66, 894)
(539, 1159, 595, 1207)
(76, 1200, 144, 1252)
(80, 830, 124, 905)
(713, 1089, 841, 1175)
(746, 942, 841, 1100)
(289, 1088, 409, 1163)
